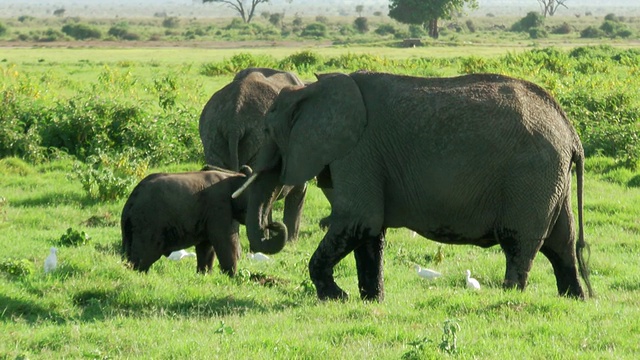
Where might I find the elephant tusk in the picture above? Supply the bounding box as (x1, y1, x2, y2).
(232, 173, 259, 199)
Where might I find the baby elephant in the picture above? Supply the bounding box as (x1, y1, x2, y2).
(121, 166, 250, 276)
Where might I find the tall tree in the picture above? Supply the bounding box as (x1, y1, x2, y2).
(537, 0, 568, 17)
(388, 0, 478, 39)
(203, 0, 271, 23)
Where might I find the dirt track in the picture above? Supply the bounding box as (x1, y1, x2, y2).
(0, 40, 335, 49)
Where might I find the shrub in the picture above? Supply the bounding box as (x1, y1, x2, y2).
(375, 24, 396, 36)
(529, 27, 548, 39)
(600, 20, 633, 38)
(61, 23, 102, 40)
(604, 13, 619, 22)
(162, 17, 180, 28)
(58, 227, 91, 247)
(580, 26, 604, 38)
(279, 50, 322, 71)
(269, 13, 283, 27)
(465, 20, 476, 33)
(409, 24, 426, 38)
(354, 17, 369, 33)
(201, 53, 278, 76)
(108, 25, 141, 40)
(325, 53, 389, 72)
(0, 22, 7, 37)
(315, 16, 328, 24)
(301, 23, 327, 37)
(551, 22, 572, 34)
(0, 258, 34, 277)
(37, 28, 66, 42)
(17, 15, 35, 22)
(511, 12, 544, 32)
(71, 149, 148, 202)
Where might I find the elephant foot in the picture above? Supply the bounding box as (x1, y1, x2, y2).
(315, 280, 348, 301)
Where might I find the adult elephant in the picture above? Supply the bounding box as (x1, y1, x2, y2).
(234, 71, 594, 301)
(199, 67, 308, 242)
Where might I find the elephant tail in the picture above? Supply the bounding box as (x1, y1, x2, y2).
(573, 148, 594, 298)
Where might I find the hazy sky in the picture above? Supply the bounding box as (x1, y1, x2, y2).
(1, 0, 637, 17)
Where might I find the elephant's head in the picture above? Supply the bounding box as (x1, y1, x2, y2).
(260, 72, 367, 184)
(233, 73, 366, 245)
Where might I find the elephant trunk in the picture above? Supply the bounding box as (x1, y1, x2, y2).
(245, 170, 287, 254)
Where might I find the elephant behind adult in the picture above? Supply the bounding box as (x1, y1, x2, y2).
(235, 71, 593, 301)
(199, 67, 308, 242)
(199, 67, 304, 172)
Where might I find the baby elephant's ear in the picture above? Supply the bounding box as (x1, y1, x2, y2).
(239, 165, 253, 177)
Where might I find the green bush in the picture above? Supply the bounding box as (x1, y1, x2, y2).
(529, 27, 548, 39)
(375, 24, 396, 36)
(551, 22, 572, 34)
(37, 28, 66, 42)
(200, 53, 278, 76)
(408, 24, 426, 38)
(162, 17, 180, 29)
(354, 17, 369, 33)
(61, 23, 102, 40)
(300, 23, 327, 38)
(58, 227, 91, 247)
(108, 25, 140, 40)
(600, 20, 633, 38)
(580, 26, 604, 38)
(71, 149, 148, 202)
(279, 50, 323, 71)
(0, 258, 35, 277)
(0, 22, 7, 37)
(511, 12, 544, 32)
(465, 20, 477, 33)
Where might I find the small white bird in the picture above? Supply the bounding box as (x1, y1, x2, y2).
(466, 269, 481, 290)
(414, 264, 442, 279)
(247, 252, 271, 262)
(167, 249, 196, 261)
(44, 247, 57, 274)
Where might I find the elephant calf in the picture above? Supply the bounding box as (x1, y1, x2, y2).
(121, 166, 258, 276)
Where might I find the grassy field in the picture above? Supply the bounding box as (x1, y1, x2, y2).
(1, 26, 640, 358)
(0, 156, 639, 359)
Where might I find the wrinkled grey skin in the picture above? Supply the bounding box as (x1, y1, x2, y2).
(243, 71, 593, 301)
(121, 166, 286, 276)
(199, 67, 308, 242)
(199, 67, 304, 172)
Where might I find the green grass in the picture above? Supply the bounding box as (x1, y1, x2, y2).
(1, 159, 639, 359)
(1, 32, 639, 357)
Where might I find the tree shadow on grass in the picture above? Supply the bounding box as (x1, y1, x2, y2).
(9, 191, 87, 208)
(72, 289, 281, 322)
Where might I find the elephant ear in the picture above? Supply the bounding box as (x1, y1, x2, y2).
(278, 73, 367, 185)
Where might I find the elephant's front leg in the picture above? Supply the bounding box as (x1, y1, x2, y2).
(354, 229, 385, 301)
(195, 242, 215, 273)
(308, 225, 370, 300)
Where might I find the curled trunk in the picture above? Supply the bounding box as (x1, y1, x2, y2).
(244, 169, 288, 254)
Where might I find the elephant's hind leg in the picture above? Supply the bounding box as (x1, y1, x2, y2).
(353, 230, 385, 302)
(498, 229, 543, 291)
(540, 202, 585, 298)
(195, 242, 216, 274)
